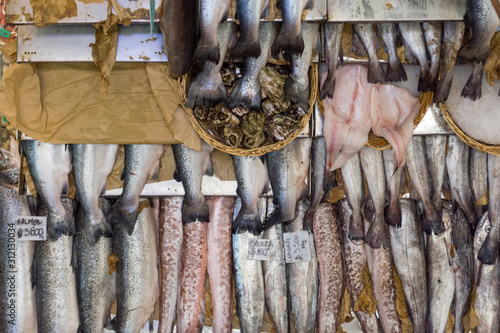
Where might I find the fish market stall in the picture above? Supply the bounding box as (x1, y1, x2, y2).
(1, 0, 500, 332)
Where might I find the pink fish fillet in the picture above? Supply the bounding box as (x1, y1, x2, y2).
(206, 197, 234, 333)
(177, 221, 208, 333)
(324, 64, 373, 171)
(371, 84, 420, 168)
(158, 197, 184, 333)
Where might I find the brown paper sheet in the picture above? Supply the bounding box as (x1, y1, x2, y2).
(484, 31, 500, 86)
(0, 62, 201, 148)
(92, 12, 119, 94)
(29, 0, 77, 27)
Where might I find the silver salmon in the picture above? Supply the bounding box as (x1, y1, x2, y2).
(341, 153, 365, 240)
(173, 141, 213, 223)
(353, 23, 385, 83)
(230, 0, 270, 59)
(75, 198, 116, 332)
(187, 22, 237, 108)
(421, 22, 442, 91)
(108, 144, 165, 235)
(193, 0, 231, 64)
(71, 144, 119, 244)
(320, 22, 344, 100)
(229, 21, 278, 110)
(271, 0, 314, 56)
(0, 137, 37, 333)
(382, 148, 403, 228)
(113, 202, 158, 332)
(470, 148, 488, 216)
(389, 199, 427, 333)
(285, 200, 318, 333)
(461, 61, 484, 101)
(206, 196, 234, 332)
(313, 202, 344, 332)
(377, 23, 407, 82)
(158, 197, 183, 333)
(21, 140, 73, 240)
(398, 22, 430, 91)
(424, 135, 447, 212)
(435, 21, 465, 102)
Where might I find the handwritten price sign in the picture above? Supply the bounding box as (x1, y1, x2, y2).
(15, 216, 46, 241)
(248, 238, 280, 261)
(283, 231, 311, 263)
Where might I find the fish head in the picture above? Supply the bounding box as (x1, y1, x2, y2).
(0, 136, 21, 185)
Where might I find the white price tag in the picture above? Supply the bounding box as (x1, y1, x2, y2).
(283, 231, 311, 263)
(248, 238, 280, 261)
(15, 216, 46, 241)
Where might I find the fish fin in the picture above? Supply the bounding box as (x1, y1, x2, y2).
(185, 76, 227, 108)
(460, 70, 482, 101)
(435, 70, 453, 102)
(422, 208, 445, 235)
(276, 0, 282, 10)
(285, 76, 310, 113)
(303, 208, 314, 232)
(149, 311, 155, 332)
(108, 202, 139, 235)
(319, 73, 335, 101)
(48, 209, 76, 241)
(418, 71, 437, 92)
(338, 44, 344, 66)
(229, 36, 261, 60)
(362, 197, 375, 223)
(272, 32, 305, 57)
(120, 167, 126, 181)
(173, 169, 181, 182)
(70, 240, 78, 272)
(204, 162, 214, 177)
(367, 59, 386, 84)
(305, 0, 314, 10)
(77, 324, 84, 333)
(228, 78, 262, 110)
(477, 233, 499, 265)
(262, 208, 280, 230)
(232, 211, 262, 235)
(385, 199, 402, 228)
(349, 214, 365, 240)
(193, 41, 220, 64)
(104, 315, 113, 330)
(365, 216, 389, 249)
(385, 60, 407, 82)
(182, 199, 210, 223)
(85, 211, 113, 245)
(261, 2, 270, 18)
(150, 169, 160, 183)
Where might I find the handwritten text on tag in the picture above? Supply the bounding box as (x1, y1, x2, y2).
(248, 238, 280, 261)
(15, 216, 46, 241)
(283, 231, 311, 263)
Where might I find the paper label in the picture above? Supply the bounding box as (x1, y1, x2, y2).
(283, 231, 311, 263)
(15, 216, 46, 241)
(248, 238, 280, 261)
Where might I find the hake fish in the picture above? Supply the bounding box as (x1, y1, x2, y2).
(262, 199, 288, 333)
(359, 147, 388, 249)
(341, 153, 365, 240)
(75, 198, 115, 333)
(228, 22, 278, 110)
(206, 197, 234, 332)
(319, 22, 344, 100)
(21, 140, 73, 240)
(470, 148, 488, 216)
(406, 136, 444, 234)
(285, 200, 318, 333)
(230, 0, 270, 59)
(112, 202, 158, 332)
(313, 202, 344, 332)
(451, 208, 473, 333)
(0, 137, 37, 333)
(285, 23, 319, 112)
(108, 144, 165, 235)
(426, 204, 455, 333)
(35, 199, 79, 333)
(377, 23, 407, 82)
(233, 197, 266, 333)
(187, 22, 237, 108)
(271, 0, 314, 56)
(446, 135, 478, 228)
(421, 22, 442, 92)
(473, 212, 500, 333)
(353, 23, 385, 83)
(389, 199, 427, 333)
(172, 141, 213, 223)
(435, 21, 465, 102)
(265, 138, 311, 227)
(398, 22, 430, 91)
(158, 197, 183, 333)
(193, 0, 231, 64)
(232, 155, 268, 235)
(160, 0, 198, 78)
(382, 148, 403, 228)
(71, 144, 119, 244)
(478, 153, 500, 264)
(425, 135, 447, 212)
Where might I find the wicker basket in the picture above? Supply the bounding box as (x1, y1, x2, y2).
(440, 102, 500, 156)
(178, 64, 318, 156)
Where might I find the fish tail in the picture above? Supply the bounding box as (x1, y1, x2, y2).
(229, 34, 261, 60)
(107, 202, 139, 236)
(477, 234, 499, 265)
(367, 59, 386, 83)
(422, 206, 445, 235)
(228, 78, 261, 110)
(48, 208, 75, 241)
(385, 59, 407, 82)
(417, 71, 437, 92)
(84, 210, 112, 245)
(348, 214, 365, 240)
(271, 32, 305, 56)
(364, 216, 389, 249)
(193, 40, 220, 64)
(285, 76, 310, 112)
(303, 209, 315, 232)
(233, 212, 262, 235)
(186, 75, 226, 108)
(385, 198, 402, 228)
(319, 74, 335, 101)
(435, 70, 453, 102)
(182, 198, 210, 223)
(461, 65, 483, 101)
